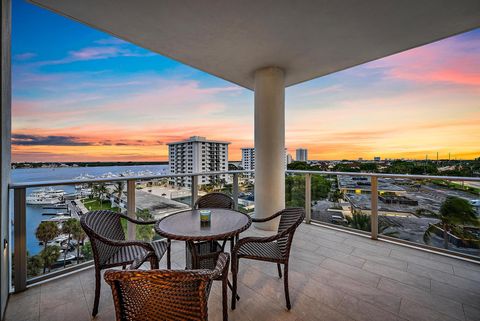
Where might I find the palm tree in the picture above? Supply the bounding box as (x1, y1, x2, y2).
(347, 210, 370, 230)
(347, 209, 397, 236)
(97, 183, 108, 208)
(35, 221, 60, 273)
(61, 218, 77, 268)
(330, 189, 344, 207)
(27, 251, 42, 278)
(113, 181, 125, 211)
(39, 245, 61, 273)
(424, 196, 480, 249)
(71, 221, 86, 264)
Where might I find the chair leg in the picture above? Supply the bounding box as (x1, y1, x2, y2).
(227, 279, 240, 300)
(92, 267, 101, 316)
(231, 256, 238, 310)
(150, 255, 159, 269)
(222, 274, 228, 321)
(277, 263, 282, 279)
(167, 239, 171, 269)
(284, 263, 291, 310)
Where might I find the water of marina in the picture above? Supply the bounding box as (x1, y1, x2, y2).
(11, 165, 169, 256)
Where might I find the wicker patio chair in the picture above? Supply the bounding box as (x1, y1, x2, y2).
(194, 192, 237, 250)
(231, 208, 305, 310)
(104, 252, 230, 321)
(194, 192, 235, 210)
(81, 210, 168, 317)
(191, 192, 237, 320)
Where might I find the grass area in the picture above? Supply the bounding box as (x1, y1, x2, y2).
(83, 198, 119, 211)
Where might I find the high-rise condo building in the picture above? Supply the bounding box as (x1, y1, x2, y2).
(241, 148, 255, 177)
(296, 148, 308, 162)
(241, 147, 288, 178)
(168, 136, 230, 187)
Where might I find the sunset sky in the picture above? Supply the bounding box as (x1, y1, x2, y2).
(12, 0, 480, 162)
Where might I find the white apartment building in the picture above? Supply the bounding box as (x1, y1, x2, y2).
(296, 148, 308, 162)
(241, 147, 288, 179)
(168, 136, 230, 187)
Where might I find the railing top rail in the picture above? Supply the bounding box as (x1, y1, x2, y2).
(286, 170, 480, 182)
(8, 169, 480, 189)
(287, 170, 480, 182)
(8, 170, 253, 189)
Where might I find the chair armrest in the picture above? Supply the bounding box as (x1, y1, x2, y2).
(118, 213, 157, 225)
(128, 252, 151, 270)
(210, 252, 230, 280)
(232, 224, 297, 254)
(251, 210, 283, 223)
(91, 232, 155, 253)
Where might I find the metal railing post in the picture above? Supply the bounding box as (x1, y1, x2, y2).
(370, 176, 378, 240)
(190, 175, 199, 208)
(13, 188, 27, 292)
(126, 179, 136, 240)
(233, 173, 239, 210)
(305, 173, 312, 224)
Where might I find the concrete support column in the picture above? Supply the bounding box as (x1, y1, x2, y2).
(254, 67, 285, 230)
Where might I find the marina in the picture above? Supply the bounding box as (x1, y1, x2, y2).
(11, 164, 169, 256)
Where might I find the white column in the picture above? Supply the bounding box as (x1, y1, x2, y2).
(254, 67, 285, 230)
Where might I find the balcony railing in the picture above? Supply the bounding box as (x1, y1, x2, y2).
(8, 170, 480, 293)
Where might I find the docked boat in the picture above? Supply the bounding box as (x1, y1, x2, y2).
(41, 215, 71, 223)
(26, 187, 65, 205)
(39, 234, 69, 246)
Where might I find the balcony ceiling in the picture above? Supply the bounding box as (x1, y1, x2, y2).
(30, 0, 480, 89)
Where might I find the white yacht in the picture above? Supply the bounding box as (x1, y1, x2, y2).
(27, 192, 61, 205)
(26, 187, 65, 205)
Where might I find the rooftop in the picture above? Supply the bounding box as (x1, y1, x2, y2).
(6, 223, 480, 321)
(168, 136, 231, 146)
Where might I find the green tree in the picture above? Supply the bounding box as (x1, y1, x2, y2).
(35, 221, 60, 273)
(39, 245, 61, 273)
(347, 210, 370, 231)
(359, 163, 378, 172)
(27, 252, 42, 278)
(97, 183, 108, 207)
(285, 175, 331, 208)
(81, 241, 93, 261)
(71, 221, 87, 264)
(346, 210, 396, 236)
(423, 196, 480, 249)
(330, 189, 344, 206)
(113, 181, 125, 211)
(136, 209, 155, 241)
(61, 218, 77, 268)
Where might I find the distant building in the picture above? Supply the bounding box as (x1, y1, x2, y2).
(241, 148, 255, 178)
(296, 148, 308, 162)
(168, 136, 229, 187)
(241, 147, 288, 178)
(286, 154, 293, 164)
(374, 156, 381, 162)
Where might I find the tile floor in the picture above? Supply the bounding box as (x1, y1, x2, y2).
(5, 224, 480, 321)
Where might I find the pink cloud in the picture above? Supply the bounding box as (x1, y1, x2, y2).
(367, 35, 480, 86)
(69, 46, 121, 60)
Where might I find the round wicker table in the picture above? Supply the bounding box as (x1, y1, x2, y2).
(155, 209, 252, 269)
